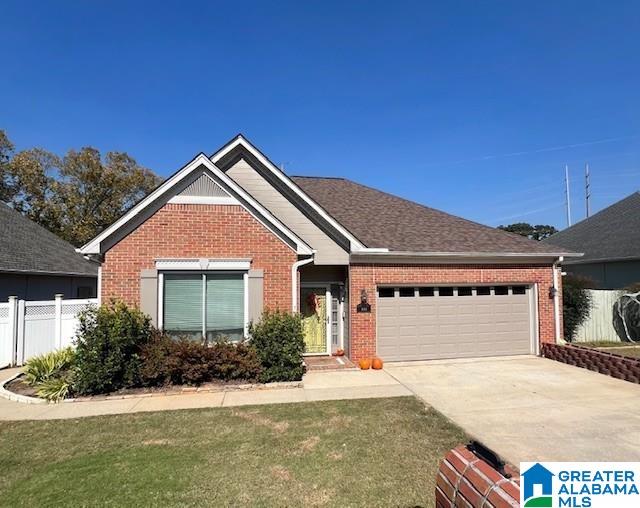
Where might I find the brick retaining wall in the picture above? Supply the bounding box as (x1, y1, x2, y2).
(436, 445, 520, 507)
(542, 343, 640, 384)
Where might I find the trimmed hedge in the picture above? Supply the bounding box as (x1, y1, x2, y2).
(249, 310, 306, 382)
(74, 301, 152, 395)
(71, 302, 304, 396)
(140, 334, 262, 386)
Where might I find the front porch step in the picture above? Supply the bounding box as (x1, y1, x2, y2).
(303, 356, 357, 371)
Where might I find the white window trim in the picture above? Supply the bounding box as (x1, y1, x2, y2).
(158, 269, 249, 340)
(155, 258, 251, 271)
(167, 195, 240, 205)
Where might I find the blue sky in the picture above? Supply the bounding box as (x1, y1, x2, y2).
(1, 1, 639, 230)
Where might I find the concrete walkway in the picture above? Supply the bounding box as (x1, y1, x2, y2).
(385, 356, 640, 465)
(0, 367, 410, 420)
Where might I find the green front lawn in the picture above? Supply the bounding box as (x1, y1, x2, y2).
(578, 341, 640, 359)
(0, 397, 466, 507)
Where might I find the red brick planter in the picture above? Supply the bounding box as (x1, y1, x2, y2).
(541, 343, 640, 384)
(436, 445, 520, 507)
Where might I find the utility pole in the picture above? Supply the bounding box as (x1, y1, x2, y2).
(585, 163, 591, 218)
(565, 164, 572, 227)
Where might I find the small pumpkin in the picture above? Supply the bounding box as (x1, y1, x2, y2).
(334, 349, 345, 357)
(371, 357, 384, 370)
(359, 358, 371, 370)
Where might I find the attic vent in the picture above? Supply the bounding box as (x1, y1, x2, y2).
(179, 174, 230, 198)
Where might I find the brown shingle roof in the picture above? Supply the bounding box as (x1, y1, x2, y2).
(291, 176, 571, 255)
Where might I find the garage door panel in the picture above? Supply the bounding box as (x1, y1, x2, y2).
(437, 304, 458, 316)
(377, 286, 533, 361)
(457, 323, 479, 334)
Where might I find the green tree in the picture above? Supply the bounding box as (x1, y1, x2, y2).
(1, 130, 161, 246)
(498, 222, 558, 241)
(563, 275, 593, 342)
(0, 130, 15, 202)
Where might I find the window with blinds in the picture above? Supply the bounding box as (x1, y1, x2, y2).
(163, 272, 245, 341)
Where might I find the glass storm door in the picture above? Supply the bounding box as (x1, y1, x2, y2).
(301, 287, 329, 354)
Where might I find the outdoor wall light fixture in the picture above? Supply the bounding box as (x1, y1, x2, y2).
(356, 289, 371, 313)
(549, 286, 558, 299)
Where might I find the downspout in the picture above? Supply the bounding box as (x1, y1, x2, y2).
(97, 266, 102, 305)
(552, 256, 563, 343)
(292, 257, 314, 312)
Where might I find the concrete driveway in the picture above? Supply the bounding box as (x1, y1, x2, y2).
(385, 356, 640, 465)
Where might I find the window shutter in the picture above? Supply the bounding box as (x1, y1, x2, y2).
(164, 274, 203, 334)
(140, 269, 158, 326)
(206, 273, 244, 339)
(248, 269, 264, 325)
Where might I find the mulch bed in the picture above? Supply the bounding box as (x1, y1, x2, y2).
(4, 374, 300, 403)
(5, 376, 38, 397)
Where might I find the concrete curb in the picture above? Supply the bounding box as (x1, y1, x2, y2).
(0, 372, 47, 405)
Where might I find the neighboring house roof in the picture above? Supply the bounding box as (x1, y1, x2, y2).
(543, 191, 640, 264)
(0, 203, 98, 277)
(292, 176, 572, 256)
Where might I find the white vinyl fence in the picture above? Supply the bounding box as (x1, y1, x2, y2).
(573, 289, 623, 343)
(0, 295, 97, 368)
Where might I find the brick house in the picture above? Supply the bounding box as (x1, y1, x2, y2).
(80, 135, 578, 361)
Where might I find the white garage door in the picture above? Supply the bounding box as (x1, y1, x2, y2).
(377, 285, 534, 361)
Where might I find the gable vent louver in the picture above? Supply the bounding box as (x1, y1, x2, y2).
(178, 173, 230, 198)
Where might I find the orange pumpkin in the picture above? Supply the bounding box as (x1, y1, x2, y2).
(359, 358, 371, 370)
(372, 357, 384, 370)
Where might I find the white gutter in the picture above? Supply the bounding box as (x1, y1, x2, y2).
(552, 256, 563, 343)
(291, 257, 314, 312)
(350, 250, 580, 259)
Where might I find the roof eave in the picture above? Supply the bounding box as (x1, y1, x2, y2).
(0, 267, 98, 277)
(78, 153, 314, 257)
(564, 254, 640, 265)
(350, 250, 582, 264)
(210, 135, 368, 251)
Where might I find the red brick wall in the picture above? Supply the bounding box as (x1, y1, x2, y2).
(349, 263, 561, 361)
(437, 445, 520, 507)
(101, 203, 296, 310)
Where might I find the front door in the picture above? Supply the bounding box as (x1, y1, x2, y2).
(301, 286, 329, 354)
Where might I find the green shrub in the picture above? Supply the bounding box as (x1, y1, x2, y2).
(165, 338, 213, 385)
(563, 275, 594, 342)
(208, 340, 262, 381)
(23, 347, 76, 402)
(24, 347, 75, 386)
(140, 334, 262, 386)
(36, 375, 72, 402)
(249, 310, 306, 382)
(73, 300, 152, 395)
(139, 330, 174, 386)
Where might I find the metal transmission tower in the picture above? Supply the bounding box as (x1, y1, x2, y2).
(565, 164, 572, 227)
(585, 163, 591, 218)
